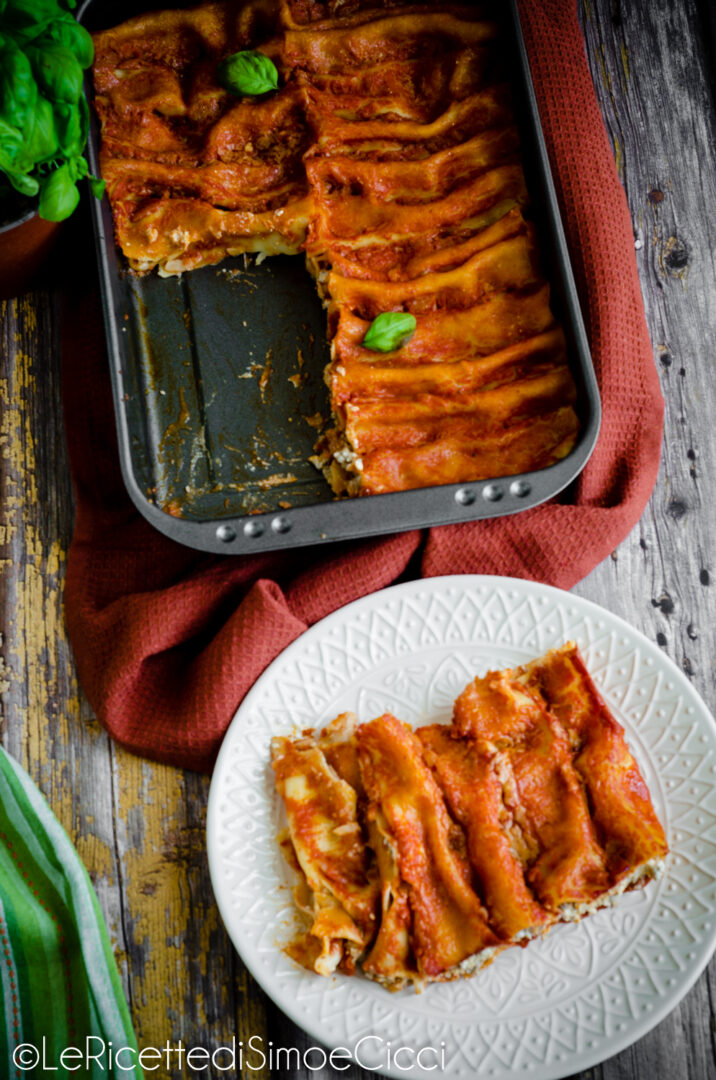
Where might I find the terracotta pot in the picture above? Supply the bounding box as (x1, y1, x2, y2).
(0, 205, 63, 300)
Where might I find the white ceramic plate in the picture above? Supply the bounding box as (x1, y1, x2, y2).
(207, 575, 716, 1080)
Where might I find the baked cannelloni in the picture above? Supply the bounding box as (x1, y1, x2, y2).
(92, 1, 580, 496)
(271, 644, 668, 990)
(271, 713, 379, 975)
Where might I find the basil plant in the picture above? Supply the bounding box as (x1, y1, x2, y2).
(0, 0, 104, 222)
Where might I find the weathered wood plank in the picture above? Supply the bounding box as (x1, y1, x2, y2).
(0, 289, 269, 1073)
(110, 754, 270, 1067)
(573, 1, 716, 1078)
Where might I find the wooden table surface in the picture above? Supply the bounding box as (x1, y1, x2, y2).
(2, 1, 715, 1077)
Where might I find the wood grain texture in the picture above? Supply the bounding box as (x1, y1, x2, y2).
(0, 289, 270, 1075)
(0, 0, 715, 1077)
(573, 1, 716, 1077)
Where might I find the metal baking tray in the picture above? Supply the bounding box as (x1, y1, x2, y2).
(79, 0, 601, 555)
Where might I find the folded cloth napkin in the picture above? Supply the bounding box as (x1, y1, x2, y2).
(0, 748, 142, 1079)
(62, 0, 663, 773)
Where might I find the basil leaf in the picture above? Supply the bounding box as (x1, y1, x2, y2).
(23, 93, 57, 163)
(27, 42, 82, 101)
(66, 152, 87, 181)
(5, 0, 60, 16)
(2, 0, 58, 45)
(37, 159, 78, 220)
(0, 39, 37, 130)
(6, 168, 38, 195)
(37, 15, 92, 68)
(0, 117, 39, 193)
(362, 312, 417, 353)
(217, 50, 278, 96)
(0, 117, 24, 163)
(88, 173, 105, 199)
(52, 99, 77, 154)
(23, 93, 57, 161)
(52, 93, 85, 156)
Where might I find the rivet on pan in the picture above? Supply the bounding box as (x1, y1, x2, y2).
(243, 520, 264, 538)
(482, 483, 503, 502)
(216, 524, 237, 542)
(272, 516, 292, 534)
(509, 479, 531, 498)
(455, 488, 476, 506)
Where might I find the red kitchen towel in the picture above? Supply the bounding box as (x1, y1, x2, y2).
(62, 0, 663, 772)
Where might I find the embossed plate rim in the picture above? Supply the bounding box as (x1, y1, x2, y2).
(207, 575, 716, 1080)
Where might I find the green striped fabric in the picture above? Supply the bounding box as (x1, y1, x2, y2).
(0, 747, 143, 1080)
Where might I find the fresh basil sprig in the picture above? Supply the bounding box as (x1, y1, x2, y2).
(0, 0, 103, 222)
(217, 50, 279, 96)
(362, 312, 417, 353)
(88, 174, 105, 199)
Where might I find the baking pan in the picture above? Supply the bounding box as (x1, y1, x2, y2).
(79, 0, 601, 555)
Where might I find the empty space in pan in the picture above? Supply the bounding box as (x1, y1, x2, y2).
(124, 255, 333, 520)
